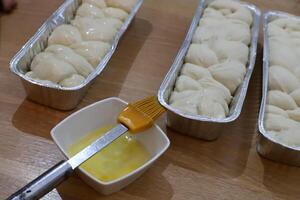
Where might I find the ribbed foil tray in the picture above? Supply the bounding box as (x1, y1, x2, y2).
(258, 11, 300, 166)
(158, 0, 261, 140)
(10, 0, 143, 110)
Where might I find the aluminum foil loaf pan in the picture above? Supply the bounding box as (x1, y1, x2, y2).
(10, 0, 143, 110)
(158, 0, 261, 140)
(258, 11, 300, 166)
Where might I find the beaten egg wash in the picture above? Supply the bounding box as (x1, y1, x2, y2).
(68, 125, 150, 182)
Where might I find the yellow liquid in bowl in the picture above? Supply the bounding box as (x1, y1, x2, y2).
(68, 125, 151, 182)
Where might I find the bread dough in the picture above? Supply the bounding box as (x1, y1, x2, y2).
(170, 91, 203, 115)
(45, 45, 94, 77)
(59, 74, 85, 87)
(185, 43, 218, 67)
(269, 65, 299, 93)
(174, 75, 203, 92)
(193, 18, 250, 45)
(209, 60, 246, 94)
(197, 96, 227, 118)
(71, 41, 110, 67)
(30, 52, 76, 83)
(198, 77, 232, 103)
(103, 7, 128, 21)
(266, 105, 288, 117)
(77, 3, 105, 19)
(48, 25, 82, 46)
(267, 90, 297, 110)
(287, 109, 300, 122)
(290, 88, 300, 106)
(180, 63, 212, 80)
(71, 17, 122, 42)
(105, 0, 137, 12)
(83, 0, 107, 8)
(208, 0, 253, 25)
(265, 113, 299, 131)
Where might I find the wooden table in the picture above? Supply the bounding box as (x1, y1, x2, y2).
(1, 0, 300, 199)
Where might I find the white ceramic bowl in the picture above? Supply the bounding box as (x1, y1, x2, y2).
(50, 97, 170, 195)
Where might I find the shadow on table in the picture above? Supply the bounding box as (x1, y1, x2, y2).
(56, 159, 174, 200)
(260, 157, 300, 199)
(163, 43, 264, 178)
(11, 18, 152, 140)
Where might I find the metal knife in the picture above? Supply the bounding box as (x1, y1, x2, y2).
(7, 124, 128, 200)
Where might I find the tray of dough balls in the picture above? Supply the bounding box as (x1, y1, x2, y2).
(10, 0, 143, 110)
(158, 0, 260, 140)
(258, 11, 300, 166)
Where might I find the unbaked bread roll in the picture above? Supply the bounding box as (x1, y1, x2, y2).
(174, 75, 203, 92)
(103, 7, 128, 21)
(209, 60, 246, 94)
(208, 0, 253, 25)
(271, 128, 300, 147)
(268, 65, 299, 93)
(30, 52, 77, 83)
(290, 88, 300, 106)
(266, 105, 288, 117)
(197, 96, 227, 118)
(265, 113, 299, 131)
(45, 45, 94, 77)
(287, 109, 300, 122)
(185, 43, 218, 67)
(71, 17, 122, 43)
(48, 25, 82, 46)
(105, 0, 137, 12)
(193, 18, 250, 45)
(59, 74, 85, 87)
(198, 77, 232, 104)
(83, 0, 107, 8)
(267, 90, 297, 110)
(170, 91, 203, 115)
(71, 41, 110, 67)
(180, 63, 212, 80)
(77, 3, 105, 19)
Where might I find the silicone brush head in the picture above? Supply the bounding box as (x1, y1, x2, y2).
(118, 96, 166, 133)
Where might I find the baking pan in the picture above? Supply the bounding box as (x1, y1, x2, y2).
(10, 0, 143, 110)
(158, 0, 261, 140)
(258, 11, 300, 166)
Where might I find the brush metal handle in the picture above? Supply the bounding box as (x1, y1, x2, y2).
(6, 160, 73, 200)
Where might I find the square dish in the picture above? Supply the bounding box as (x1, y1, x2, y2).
(51, 97, 170, 195)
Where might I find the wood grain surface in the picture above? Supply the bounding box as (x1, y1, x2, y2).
(1, 0, 300, 199)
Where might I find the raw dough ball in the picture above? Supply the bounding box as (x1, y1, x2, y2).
(30, 52, 54, 71)
(77, 3, 105, 19)
(269, 18, 300, 39)
(174, 75, 203, 92)
(290, 88, 300, 106)
(268, 65, 299, 93)
(265, 113, 298, 131)
(71, 17, 122, 42)
(271, 128, 300, 148)
(197, 96, 227, 118)
(269, 37, 300, 73)
(103, 7, 128, 21)
(198, 77, 232, 104)
(287, 109, 300, 122)
(267, 90, 297, 110)
(206, 39, 249, 65)
(105, 0, 137, 12)
(185, 43, 218, 67)
(71, 41, 110, 67)
(30, 52, 76, 83)
(59, 74, 85, 87)
(48, 25, 82, 46)
(170, 90, 203, 115)
(266, 105, 288, 118)
(45, 45, 94, 77)
(202, 88, 229, 114)
(83, 0, 107, 8)
(180, 63, 211, 80)
(193, 18, 251, 45)
(209, 60, 246, 94)
(208, 0, 253, 25)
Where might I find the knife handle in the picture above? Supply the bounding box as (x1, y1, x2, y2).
(6, 160, 73, 200)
